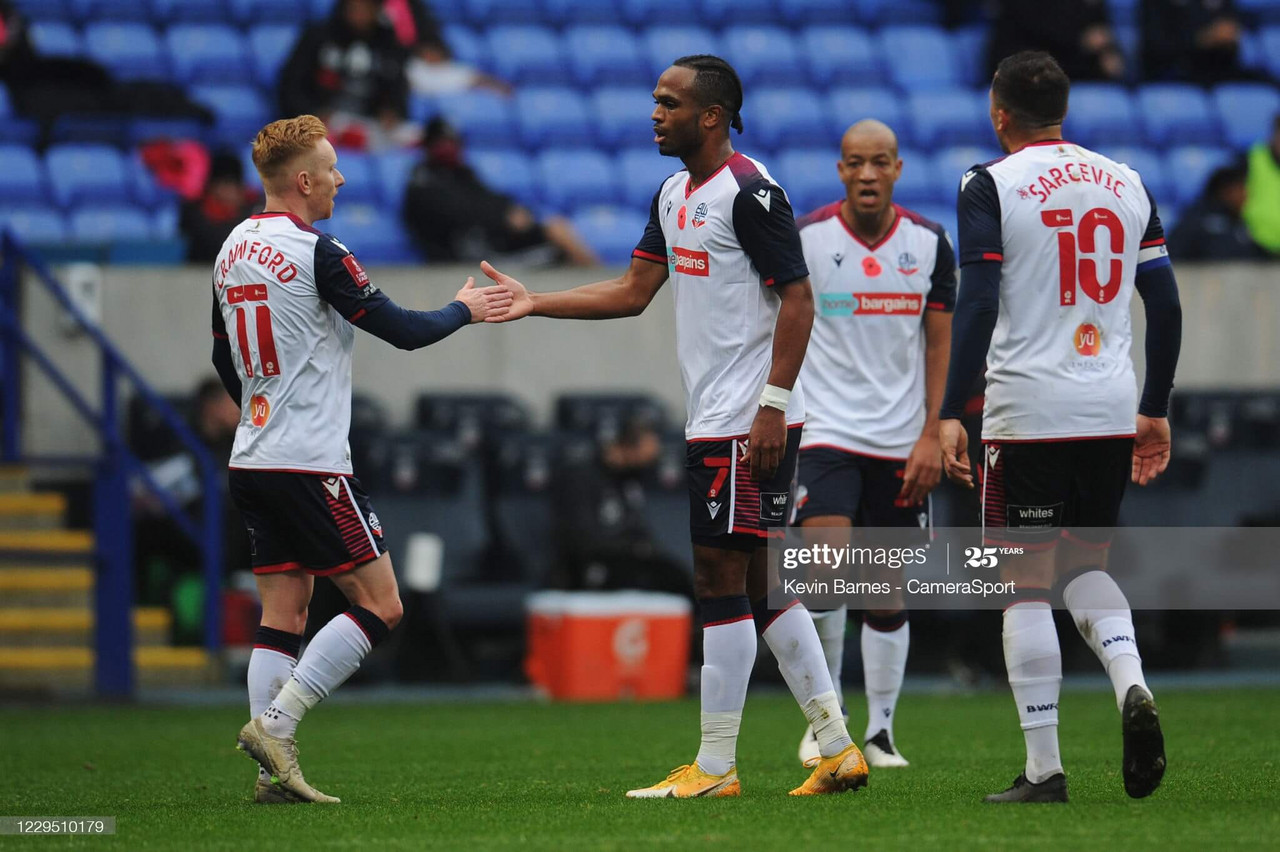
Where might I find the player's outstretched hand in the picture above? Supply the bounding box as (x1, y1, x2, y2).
(1132, 414, 1171, 486)
(744, 405, 786, 482)
(479, 260, 534, 323)
(454, 276, 514, 324)
(939, 418, 972, 489)
(899, 431, 942, 506)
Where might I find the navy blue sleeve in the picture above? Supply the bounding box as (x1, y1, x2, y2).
(732, 182, 809, 287)
(632, 187, 667, 265)
(939, 261, 1000, 420)
(313, 234, 391, 322)
(927, 229, 957, 312)
(354, 299, 471, 351)
(1135, 187, 1181, 418)
(956, 166, 1003, 266)
(210, 285, 240, 404)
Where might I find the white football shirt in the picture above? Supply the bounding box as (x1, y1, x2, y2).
(957, 141, 1168, 441)
(632, 152, 810, 440)
(797, 202, 956, 458)
(211, 212, 388, 474)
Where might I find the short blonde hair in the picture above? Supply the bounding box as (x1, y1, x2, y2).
(251, 115, 328, 188)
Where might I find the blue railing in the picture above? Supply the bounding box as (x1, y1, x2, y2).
(0, 231, 223, 697)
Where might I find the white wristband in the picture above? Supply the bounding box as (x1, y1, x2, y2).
(759, 384, 791, 412)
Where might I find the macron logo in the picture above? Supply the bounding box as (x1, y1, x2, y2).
(960, 170, 977, 192)
(753, 188, 771, 211)
(707, 501, 722, 519)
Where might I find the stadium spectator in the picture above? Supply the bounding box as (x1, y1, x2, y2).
(180, 152, 263, 263)
(986, 0, 1126, 82)
(552, 414, 688, 597)
(403, 117, 598, 265)
(1242, 115, 1280, 256)
(278, 0, 416, 150)
(382, 0, 512, 96)
(1142, 0, 1254, 84)
(1170, 165, 1267, 260)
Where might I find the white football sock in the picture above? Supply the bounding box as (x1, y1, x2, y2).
(763, 603, 853, 758)
(696, 609, 756, 776)
(262, 613, 373, 739)
(862, 616, 909, 743)
(1063, 570, 1150, 711)
(249, 645, 297, 781)
(809, 607, 847, 707)
(1003, 601, 1063, 784)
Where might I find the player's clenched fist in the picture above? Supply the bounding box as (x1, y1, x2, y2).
(454, 275, 514, 324)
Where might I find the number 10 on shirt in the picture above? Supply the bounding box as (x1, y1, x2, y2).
(1041, 207, 1124, 306)
(227, 283, 281, 378)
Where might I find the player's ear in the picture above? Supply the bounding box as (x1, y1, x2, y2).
(703, 104, 721, 132)
(296, 169, 311, 197)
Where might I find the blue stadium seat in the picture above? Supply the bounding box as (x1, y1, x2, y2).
(1239, 0, 1280, 24)
(891, 147, 935, 203)
(1264, 27, 1280, 80)
(463, 0, 544, 25)
(1138, 84, 1219, 146)
(951, 26, 988, 87)
(248, 25, 302, 90)
(1112, 25, 1139, 80)
(642, 27, 721, 80)
(0, 146, 46, 204)
(569, 206, 650, 264)
(167, 25, 253, 85)
(908, 90, 991, 149)
(433, 91, 516, 147)
(1102, 146, 1169, 202)
(1065, 84, 1142, 148)
(616, 148, 678, 207)
(801, 27, 880, 89)
(516, 87, 592, 148)
(377, 150, 422, 212)
(70, 205, 154, 243)
(469, 148, 536, 206)
(10, 0, 74, 22)
(536, 150, 618, 210)
(310, 0, 339, 19)
(699, 0, 778, 27)
(0, 88, 37, 145)
(776, 149, 839, 217)
(0, 207, 68, 244)
(746, 88, 828, 150)
(72, 0, 151, 21)
(778, 0, 859, 25)
(153, 204, 179, 239)
(330, 152, 380, 204)
(544, 0, 625, 25)
(45, 145, 131, 207)
(826, 88, 908, 145)
(230, 0, 298, 24)
(425, 0, 464, 22)
(880, 26, 957, 90)
(865, 0, 945, 25)
(623, 0, 690, 27)
(1107, 0, 1140, 28)
(722, 26, 805, 86)
(48, 115, 129, 147)
(1165, 146, 1235, 205)
(84, 23, 168, 81)
(932, 147, 1001, 187)
(27, 22, 83, 58)
(487, 26, 569, 85)
(441, 25, 483, 67)
(1213, 84, 1280, 150)
(565, 26, 649, 87)
(593, 87, 659, 148)
(132, 154, 178, 210)
(151, 0, 228, 22)
(189, 85, 272, 149)
(325, 203, 421, 264)
(128, 117, 210, 146)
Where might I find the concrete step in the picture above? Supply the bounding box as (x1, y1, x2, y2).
(0, 466, 30, 494)
(0, 493, 68, 530)
(0, 566, 93, 607)
(0, 607, 171, 647)
(0, 646, 217, 690)
(0, 529, 93, 557)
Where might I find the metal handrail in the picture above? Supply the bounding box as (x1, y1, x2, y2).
(0, 231, 223, 696)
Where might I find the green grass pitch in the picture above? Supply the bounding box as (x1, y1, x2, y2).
(2, 688, 1277, 851)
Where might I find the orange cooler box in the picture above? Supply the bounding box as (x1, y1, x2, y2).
(525, 591, 692, 701)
